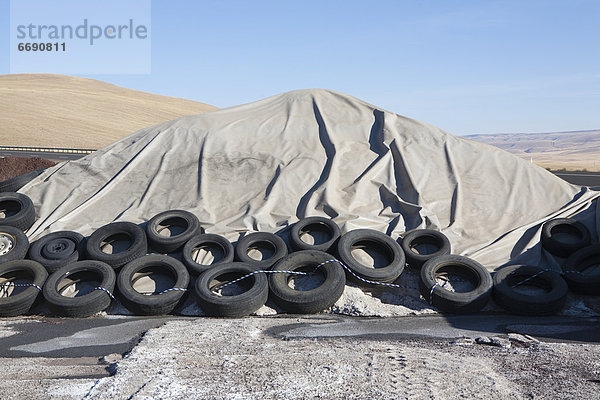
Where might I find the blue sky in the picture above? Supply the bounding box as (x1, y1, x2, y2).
(1, 0, 599, 135)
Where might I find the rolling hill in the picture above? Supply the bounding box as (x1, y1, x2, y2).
(2, 73, 596, 172)
(466, 130, 600, 171)
(0, 74, 217, 149)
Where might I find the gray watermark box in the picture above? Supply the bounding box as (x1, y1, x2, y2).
(10, 0, 151, 74)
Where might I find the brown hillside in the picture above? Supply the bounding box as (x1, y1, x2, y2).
(0, 74, 217, 149)
(466, 130, 600, 171)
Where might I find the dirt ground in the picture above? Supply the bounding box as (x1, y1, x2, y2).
(1, 317, 599, 399)
(0, 156, 55, 181)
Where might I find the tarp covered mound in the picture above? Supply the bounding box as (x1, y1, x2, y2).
(20, 89, 600, 270)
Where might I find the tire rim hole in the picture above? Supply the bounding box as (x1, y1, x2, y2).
(350, 240, 392, 269)
(58, 271, 102, 298)
(299, 223, 332, 246)
(287, 265, 326, 291)
(156, 217, 188, 238)
(409, 237, 441, 255)
(246, 241, 275, 261)
(132, 266, 177, 295)
(508, 275, 552, 295)
(0, 200, 20, 219)
(550, 224, 583, 244)
(434, 266, 479, 293)
(192, 243, 224, 265)
(100, 233, 133, 254)
(47, 240, 71, 254)
(210, 272, 254, 297)
(0, 271, 33, 297)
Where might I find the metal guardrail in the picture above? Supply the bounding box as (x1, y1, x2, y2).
(0, 146, 96, 154)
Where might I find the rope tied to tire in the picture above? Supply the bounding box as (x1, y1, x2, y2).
(507, 267, 586, 291)
(561, 269, 588, 276)
(137, 287, 188, 296)
(428, 279, 449, 305)
(0, 282, 42, 296)
(215, 259, 405, 291)
(509, 268, 555, 289)
(215, 269, 311, 290)
(92, 286, 116, 300)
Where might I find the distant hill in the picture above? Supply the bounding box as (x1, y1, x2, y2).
(465, 130, 600, 171)
(0, 74, 217, 149)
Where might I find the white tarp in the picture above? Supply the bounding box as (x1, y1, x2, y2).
(20, 89, 600, 271)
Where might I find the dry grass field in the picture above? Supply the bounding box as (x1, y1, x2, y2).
(0, 74, 217, 149)
(466, 130, 600, 172)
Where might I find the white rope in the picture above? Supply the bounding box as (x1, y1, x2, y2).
(215, 259, 406, 291)
(137, 287, 188, 296)
(509, 269, 555, 289)
(92, 286, 116, 300)
(0, 282, 42, 292)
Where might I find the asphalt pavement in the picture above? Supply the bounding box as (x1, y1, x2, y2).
(553, 171, 600, 187)
(270, 314, 600, 344)
(1, 313, 599, 359)
(0, 316, 172, 358)
(0, 149, 91, 161)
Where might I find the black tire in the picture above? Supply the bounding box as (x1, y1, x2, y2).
(234, 232, 288, 269)
(85, 222, 147, 270)
(0, 192, 35, 231)
(146, 210, 201, 254)
(43, 260, 116, 317)
(194, 262, 268, 317)
(269, 250, 346, 314)
(493, 265, 568, 315)
(0, 260, 47, 317)
(0, 170, 44, 193)
(27, 231, 85, 273)
(290, 217, 341, 253)
(563, 244, 600, 295)
(182, 234, 234, 275)
(0, 225, 29, 264)
(541, 218, 591, 258)
(336, 229, 405, 284)
(117, 254, 190, 315)
(42, 238, 75, 260)
(400, 229, 451, 269)
(419, 255, 492, 314)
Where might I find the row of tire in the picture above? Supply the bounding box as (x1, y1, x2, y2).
(0, 191, 598, 318)
(538, 217, 600, 296)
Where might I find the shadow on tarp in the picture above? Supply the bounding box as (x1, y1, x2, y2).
(499, 195, 599, 271)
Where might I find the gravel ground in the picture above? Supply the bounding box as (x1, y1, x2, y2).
(89, 319, 600, 399)
(0, 156, 55, 181)
(2, 317, 597, 400)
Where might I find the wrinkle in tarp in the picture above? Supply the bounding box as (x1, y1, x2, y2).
(20, 89, 600, 270)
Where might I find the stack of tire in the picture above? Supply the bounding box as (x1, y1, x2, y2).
(0, 192, 47, 317)
(486, 217, 599, 316)
(2, 184, 597, 319)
